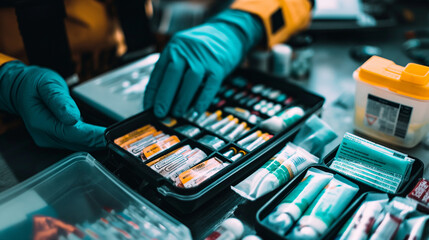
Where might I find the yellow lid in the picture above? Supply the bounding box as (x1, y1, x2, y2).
(239, 122, 247, 128)
(354, 56, 429, 100)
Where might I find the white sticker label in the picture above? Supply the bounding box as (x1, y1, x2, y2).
(364, 94, 413, 139)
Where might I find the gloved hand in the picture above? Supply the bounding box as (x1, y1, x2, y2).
(0, 61, 105, 151)
(144, 10, 264, 118)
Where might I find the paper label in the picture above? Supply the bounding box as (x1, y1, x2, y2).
(331, 158, 400, 193)
(336, 133, 409, 175)
(125, 131, 164, 156)
(147, 146, 190, 167)
(364, 94, 412, 139)
(261, 159, 283, 172)
(114, 124, 155, 147)
(178, 157, 225, 188)
(141, 136, 180, 160)
(272, 164, 293, 185)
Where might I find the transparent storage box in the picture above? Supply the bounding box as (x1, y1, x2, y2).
(354, 56, 429, 148)
(0, 152, 191, 240)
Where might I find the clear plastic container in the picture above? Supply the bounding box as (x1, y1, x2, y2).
(0, 152, 192, 240)
(354, 56, 429, 148)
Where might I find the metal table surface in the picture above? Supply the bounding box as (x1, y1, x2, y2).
(0, 6, 428, 240)
(304, 26, 429, 180)
(105, 16, 429, 238)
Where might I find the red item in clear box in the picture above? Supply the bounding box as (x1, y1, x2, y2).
(284, 96, 294, 105)
(408, 179, 429, 205)
(216, 99, 227, 108)
(33, 216, 85, 240)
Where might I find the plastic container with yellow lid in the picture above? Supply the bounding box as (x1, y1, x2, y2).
(354, 56, 429, 148)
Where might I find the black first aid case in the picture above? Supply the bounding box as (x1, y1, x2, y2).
(254, 147, 424, 240)
(105, 69, 325, 214)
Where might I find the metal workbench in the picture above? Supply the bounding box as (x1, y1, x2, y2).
(0, 5, 428, 239)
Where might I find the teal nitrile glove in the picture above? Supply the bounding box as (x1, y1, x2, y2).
(144, 9, 264, 118)
(0, 61, 106, 151)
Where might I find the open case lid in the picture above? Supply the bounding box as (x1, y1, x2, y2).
(0, 152, 191, 240)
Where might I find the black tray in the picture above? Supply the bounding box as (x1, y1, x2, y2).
(325, 186, 429, 240)
(322, 192, 384, 240)
(105, 69, 325, 214)
(255, 151, 424, 240)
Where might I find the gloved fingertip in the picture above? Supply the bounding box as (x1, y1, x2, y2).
(154, 104, 167, 118)
(76, 122, 107, 150)
(62, 117, 79, 126)
(92, 133, 107, 149)
(100, 137, 107, 148)
(143, 94, 154, 111)
(195, 103, 209, 115)
(172, 107, 185, 118)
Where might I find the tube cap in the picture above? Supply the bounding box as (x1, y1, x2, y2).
(299, 226, 318, 238)
(289, 226, 318, 239)
(277, 203, 302, 221)
(221, 218, 244, 239)
(266, 212, 293, 234)
(242, 235, 262, 240)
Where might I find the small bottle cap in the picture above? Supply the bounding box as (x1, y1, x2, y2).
(292, 226, 318, 239)
(252, 84, 265, 94)
(300, 227, 318, 238)
(242, 235, 262, 240)
(248, 115, 260, 124)
(221, 218, 244, 239)
(231, 153, 244, 161)
(266, 212, 293, 233)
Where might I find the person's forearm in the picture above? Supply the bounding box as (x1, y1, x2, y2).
(230, 0, 313, 48)
(0, 53, 15, 66)
(0, 59, 21, 114)
(210, 10, 265, 58)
